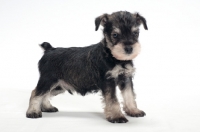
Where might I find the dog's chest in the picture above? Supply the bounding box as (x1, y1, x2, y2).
(106, 64, 135, 79)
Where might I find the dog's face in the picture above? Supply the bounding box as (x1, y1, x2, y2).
(95, 11, 148, 61)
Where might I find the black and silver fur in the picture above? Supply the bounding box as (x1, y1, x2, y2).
(26, 11, 148, 123)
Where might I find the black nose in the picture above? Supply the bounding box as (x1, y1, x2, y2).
(124, 47, 133, 54)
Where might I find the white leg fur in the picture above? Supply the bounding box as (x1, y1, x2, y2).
(103, 94, 124, 119)
(41, 93, 53, 110)
(121, 86, 138, 111)
(120, 79, 145, 116)
(26, 90, 43, 115)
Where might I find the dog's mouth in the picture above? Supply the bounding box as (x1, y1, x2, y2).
(110, 42, 141, 61)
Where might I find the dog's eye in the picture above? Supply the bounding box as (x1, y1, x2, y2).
(113, 33, 118, 38)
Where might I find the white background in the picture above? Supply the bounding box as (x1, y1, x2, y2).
(0, 0, 200, 131)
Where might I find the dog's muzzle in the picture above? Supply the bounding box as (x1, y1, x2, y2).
(124, 46, 133, 54)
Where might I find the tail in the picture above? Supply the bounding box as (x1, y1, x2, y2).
(40, 42, 53, 51)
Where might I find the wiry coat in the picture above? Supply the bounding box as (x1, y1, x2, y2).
(26, 11, 148, 123)
(37, 42, 132, 96)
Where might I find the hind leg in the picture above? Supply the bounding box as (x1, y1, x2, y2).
(41, 92, 58, 112)
(26, 77, 57, 118)
(26, 89, 44, 118)
(41, 86, 65, 112)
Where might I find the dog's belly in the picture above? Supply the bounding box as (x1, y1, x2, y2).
(58, 79, 101, 96)
(62, 65, 103, 95)
(58, 80, 75, 91)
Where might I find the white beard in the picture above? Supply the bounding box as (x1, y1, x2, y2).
(111, 42, 141, 61)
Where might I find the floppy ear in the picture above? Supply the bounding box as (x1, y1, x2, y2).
(95, 14, 109, 31)
(134, 13, 148, 30)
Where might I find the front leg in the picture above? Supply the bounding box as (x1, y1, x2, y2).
(118, 76, 146, 117)
(102, 79, 128, 123)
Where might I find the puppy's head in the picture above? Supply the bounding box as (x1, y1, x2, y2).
(95, 11, 148, 61)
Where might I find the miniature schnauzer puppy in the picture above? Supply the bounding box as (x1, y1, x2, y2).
(26, 11, 148, 123)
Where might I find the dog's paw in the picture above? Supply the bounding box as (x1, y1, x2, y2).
(41, 107, 58, 112)
(26, 112, 42, 118)
(126, 109, 146, 117)
(107, 116, 128, 123)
